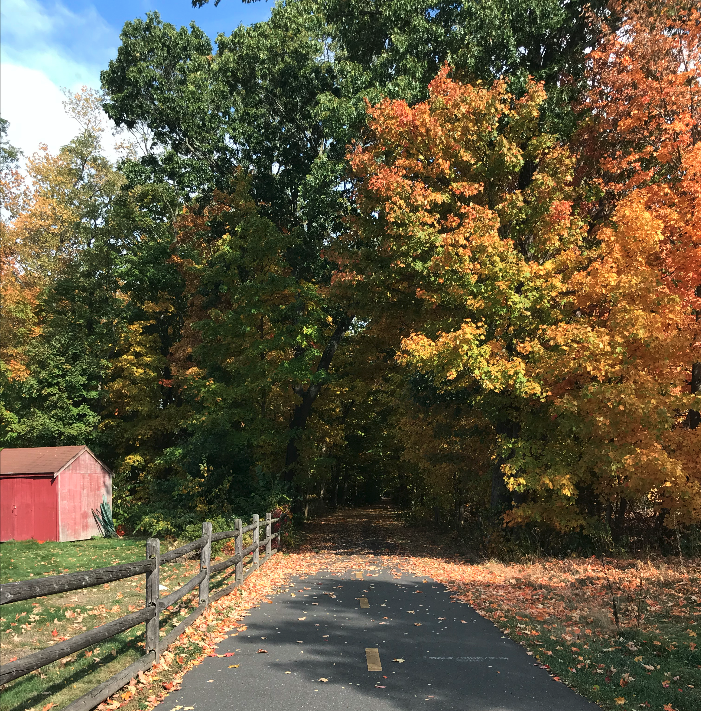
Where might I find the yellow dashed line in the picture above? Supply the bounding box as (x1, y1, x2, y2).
(365, 647, 382, 671)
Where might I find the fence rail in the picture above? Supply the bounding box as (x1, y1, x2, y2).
(0, 512, 286, 710)
(0, 560, 155, 605)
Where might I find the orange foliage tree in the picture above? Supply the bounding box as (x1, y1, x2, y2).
(537, 0, 701, 526)
(0, 135, 34, 383)
(579, 0, 701, 428)
(346, 14, 701, 530)
(341, 67, 589, 525)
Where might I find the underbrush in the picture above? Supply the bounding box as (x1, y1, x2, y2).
(112, 470, 292, 540)
(420, 508, 701, 561)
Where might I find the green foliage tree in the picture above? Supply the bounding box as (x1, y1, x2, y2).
(0, 118, 22, 171)
(96, 0, 612, 521)
(0, 125, 125, 448)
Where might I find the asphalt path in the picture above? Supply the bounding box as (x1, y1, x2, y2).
(163, 566, 599, 711)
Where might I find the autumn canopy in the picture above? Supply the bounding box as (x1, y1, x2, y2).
(0, 0, 699, 542)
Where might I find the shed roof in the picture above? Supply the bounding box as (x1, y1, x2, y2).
(0, 446, 111, 476)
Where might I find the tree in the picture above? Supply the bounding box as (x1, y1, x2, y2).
(347, 59, 701, 529)
(578, 0, 701, 431)
(101, 9, 355, 493)
(343, 66, 585, 514)
(101, 0, 612, 511)
(0, 120, 31, 379)
(0, 92, 126, 448)
(0, 118, 22, 170)
(520, 194, 700, 529)
(194, 0, 608, 133)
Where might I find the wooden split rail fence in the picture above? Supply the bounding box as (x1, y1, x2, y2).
(0, 512, 285, 711)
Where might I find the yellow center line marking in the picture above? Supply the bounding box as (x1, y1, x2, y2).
(359, 597, 370, 608)
(365, 647, 382, 671)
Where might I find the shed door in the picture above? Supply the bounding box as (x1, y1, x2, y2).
(0, 476, 58, 542)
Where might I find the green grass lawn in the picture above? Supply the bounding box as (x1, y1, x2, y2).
(0, 536, 244, 711)
(0, 537, 148, 583)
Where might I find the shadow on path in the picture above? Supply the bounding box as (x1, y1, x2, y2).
(163, 507, 599, 711)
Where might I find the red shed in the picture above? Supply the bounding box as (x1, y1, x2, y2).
(0, 446, 112, 542)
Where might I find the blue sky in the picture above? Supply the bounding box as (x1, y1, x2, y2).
(1, 0, 273, 158)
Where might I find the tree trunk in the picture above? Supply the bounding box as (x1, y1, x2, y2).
(687, 361, 700, 429)
(687, 285, 701, 429)
(609, 497, 628, 543)
(613, 497, 628, 540)
(490, 458, 511, 511)
(490, 416, 520, 512)
(283, 317, 352, 482)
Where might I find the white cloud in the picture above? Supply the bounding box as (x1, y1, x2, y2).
(1, 64, 122, 163)
(1, 0, 117, 88)
(1, 64, 79, 157)
(1, 0, 122, 162)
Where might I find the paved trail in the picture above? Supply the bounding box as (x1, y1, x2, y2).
(162, 508, 599, 711)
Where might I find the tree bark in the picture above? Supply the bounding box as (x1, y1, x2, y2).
(688, 360, 700, 429)
(490, 416, 520, 512)
(490, 458, 511, 511)
(687, 285, 701, 429)
(613, 497, 628, 541)
(283, 316, 352, 482)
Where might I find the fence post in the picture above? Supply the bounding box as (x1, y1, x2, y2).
(200, 522, 212, 608)
(145, 538, 160, 662)
(265, 512, 272, 557)
(252, 514, 260, 570)
(234, 519, 243, 584)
